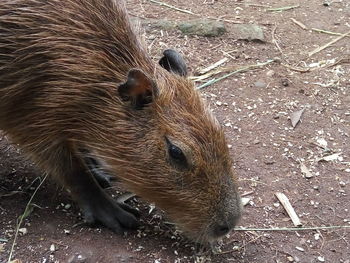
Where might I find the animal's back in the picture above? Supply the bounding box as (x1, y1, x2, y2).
(0, 0, 152, 126)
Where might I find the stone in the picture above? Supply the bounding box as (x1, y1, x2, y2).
(177, 19, 226, 37)
(230, 24, 265, 41)
(254, 80, 267, 88)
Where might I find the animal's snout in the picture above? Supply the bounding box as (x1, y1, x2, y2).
(212, 211, 240, 238)
(213, 222, 232, 237)
(210, 194, 242, 240)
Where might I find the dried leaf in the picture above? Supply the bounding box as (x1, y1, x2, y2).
(290, 109, 305, 128)
(318, 153, 342, 162)
(300, 163, 313, 178)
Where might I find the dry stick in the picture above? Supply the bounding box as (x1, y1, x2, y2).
(218, 235, 263, 254)
(197, 59, 275, 89)
(272, 24, 284, 55)
(275, 192, 302, 227)
(199, 57, 228, 74)
(309, 30, 350, 57)
(290, 18, 307, 30)
(0, 191, 24, 198)
(8, 174, 48, 263)
(236, 3, 271, 8)
(148, 0, 195, 14)
(326, 57, 350, 68)
(235, 225, 350, 231)
(148, 0, 242, 24)
(281, 63, 310, 73)
(282, 57, 350, 73)
(312, 28, 350, 37)
(266, 5, 300, 12)
(241, 190, 254, 197)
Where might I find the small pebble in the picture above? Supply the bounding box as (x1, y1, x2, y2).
(281, 79, 289, 87)
(287, 256, 294, 262)
(317, 256, 325, 262)
(266, 70, 275, 77)
(295, 246, 304, 252)
(254, 81, 267, 88)
(19, 228, 28, 235)
(50, 244, 56, 252)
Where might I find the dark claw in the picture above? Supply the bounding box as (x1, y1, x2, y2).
(80, 194, 139, 233)
(84, 156, 117, 188)
(119, 202, 141, 218)
(92, 170, 113, 188)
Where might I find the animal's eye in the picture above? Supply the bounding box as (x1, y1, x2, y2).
(166, 138, 187, 167)
(169, 144, 185, 161)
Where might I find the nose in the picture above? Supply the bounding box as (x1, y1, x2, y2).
(213, 223, 232, 237)
(212, 204, 242, 238)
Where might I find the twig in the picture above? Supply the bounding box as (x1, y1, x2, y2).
(241, 190, 254, 197)
(275, 192, 302, 227)
(266, 5, 300, 12)
(235, 2, 271, 8)
(311, 28, 350, 37)
(281, 63, 310, 72)
(148, 0, 195, 15)
(0, 191, 25, 198)
(235, 225, 350, 231)
(207, 16, 242, 24)
(309, 30, 350, 57)
(198, 58, 228, 74)
(196, 59, 275, 89)
(218, 235, 262, 254)
(148, 0, 242, 24)
(282, 57, 350, 72)
(290, 18, 307, 30)
(8, 174, 48, 263)
(272, 24, 283, 55)
(325, 57, 350, 68)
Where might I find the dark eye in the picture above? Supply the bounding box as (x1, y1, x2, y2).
(169, 144, 184, 161)
(166, 138, 187, 167)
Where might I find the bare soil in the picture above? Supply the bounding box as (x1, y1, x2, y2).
(1, 0, 349, 262)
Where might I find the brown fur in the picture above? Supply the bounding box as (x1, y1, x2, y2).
(0, 0, 241, 243)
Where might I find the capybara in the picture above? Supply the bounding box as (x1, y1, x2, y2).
(0, 0, 241, 244)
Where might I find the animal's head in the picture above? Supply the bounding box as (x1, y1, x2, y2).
(94, 50, 241, 244)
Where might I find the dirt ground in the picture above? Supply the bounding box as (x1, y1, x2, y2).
(1, 0, 350, 262)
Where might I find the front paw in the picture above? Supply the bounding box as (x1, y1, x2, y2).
(81, 195, 139, 234)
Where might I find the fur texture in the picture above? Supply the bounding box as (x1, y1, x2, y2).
(0, 0, 241, 243)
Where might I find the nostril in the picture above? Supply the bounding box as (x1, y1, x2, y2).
(214, 223, 231, 237)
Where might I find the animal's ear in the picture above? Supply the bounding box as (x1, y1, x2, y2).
(159, 49, 187, 77)
(118, 69, 158, 109)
